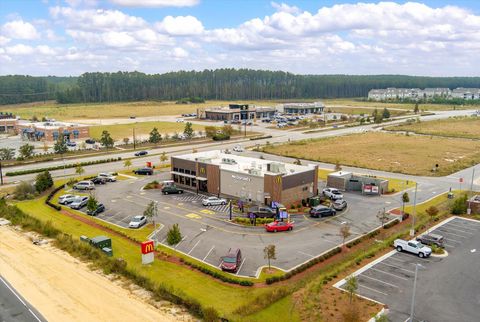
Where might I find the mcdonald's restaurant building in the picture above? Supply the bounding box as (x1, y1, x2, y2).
(171, 151, 318, 206)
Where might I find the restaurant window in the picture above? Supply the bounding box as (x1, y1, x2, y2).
(173, 174, 178, 183)
(179, 176, 185, 185)
(185, 169, 191, 175)
(179, 168, 185, 173)
(173, 167, 178, 172)
(191, 171, 196, 176)
(185, 177, 191, 186)
(191, 179, 196, 187)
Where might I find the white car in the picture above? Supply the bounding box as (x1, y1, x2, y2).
(202, 196, 227, 206)
(322, 187, 344, 200)
(129, 215, 147, 228)
(233, 145, 244, 152)
(98, 173, 117, 182)
(175, 118, 184, 123)
(58, 194, 77, 205)
(69, 196, 89, 209)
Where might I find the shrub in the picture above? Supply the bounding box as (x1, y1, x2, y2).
(35, 171, 54, 193)
(166, 224, 182, 245)
(451, 194, 468, 215)
(14, 181, 36, 200)
(202, 307, 220, 322)
(212, 133, 230, 141)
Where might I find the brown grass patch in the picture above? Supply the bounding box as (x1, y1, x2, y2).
(386, 117, 480, 139)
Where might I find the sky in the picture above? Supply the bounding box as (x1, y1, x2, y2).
(0, 0, 479, 76)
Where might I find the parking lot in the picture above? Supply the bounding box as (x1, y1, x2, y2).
(63, 172, 404, 277)
(335, 216, 480, 322)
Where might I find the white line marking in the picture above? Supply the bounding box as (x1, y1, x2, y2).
(435, 230, 469, 239)
(387, 256, 406, 264)
(187, 239, 201, 255)
(175, 235, 188, 249)
(358, 284, 389, 296)
(359, 274, 399, 288)
(0, 276, 42, 322)
(161, 238, 166, 244)
(440, 226, 474, 234)
(378, 262, 415, 274)
(298, 250, 315, 258)
(445, 238, 461, 243)
(444, 244, 455, 248)
(395, 252, 431, 262)
(203, 246, 215, 261)
(236, 257, 247, 275)
(445, 222, 478, 231)
(370, 267, 409, 281)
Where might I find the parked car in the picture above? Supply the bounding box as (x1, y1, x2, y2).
(129, 215, 147, 228)
(70, 196, 89, 209)
(176, 118, 184, 123)
(416, 233, 445, 247)
(322, 187, 344, 200)
(134, 150, 148, 156)
(332, 199, 347, 211)
(134, 167, 153, 175)
(98, 173, 117, 182)
(87, 203, 105, 216)
(394, 239, 432, 258)
(58, 194, 77, 205)
(265, 221, 294, 232)
(202, 196, 227, 206)
(309, 205, 336, 218)
(130, 115, 136, 119)
(73, 181, 95, 190)
(67, 141, 76, 147)
(162, 185, 184, 195)
(220, 248, 242, 273)
(233, 145, 244, 152)
(85, 139, 96, 144)
(91, 177, 107, 185)
(249, 206, 276, 218)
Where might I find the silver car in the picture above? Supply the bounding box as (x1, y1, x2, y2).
(129, 215, 147, 228)
(70, 196, 89, 209)
(332, 199, 347, 211)
(202, 196, 227, 206)
(58, 194, 77, 205)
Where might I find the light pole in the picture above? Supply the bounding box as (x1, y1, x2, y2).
(410, 183, 418, 237)
(468, 167, 475, 214)
(63, 156, 67, 190)
(409, 263, 425, 322)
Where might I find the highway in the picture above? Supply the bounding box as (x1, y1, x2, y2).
(0, 275, 45, 322)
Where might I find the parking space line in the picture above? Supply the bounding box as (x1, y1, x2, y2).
(203, 246, 215, 261)
(387, 256, 406, 264)
(370, 267, 409, 281)
(444, 244, 455, 248)
(187, 239, 201, 255)
(435, 229, 469, 239)
(358, 284, 389, 296)
(440, 226, 474, 234)
(445, 222, 478, 231)
(445, 237, 461, 243)
(174, 235, 188, 249)
(359, 274, 399, 288)
(379, 262, 415, 274)
(236, 257, 247, 275)
(395, 252, 431, 262)
(298, 251, 315, 258)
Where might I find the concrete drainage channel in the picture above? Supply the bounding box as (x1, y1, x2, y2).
(334, 216, 480, 322)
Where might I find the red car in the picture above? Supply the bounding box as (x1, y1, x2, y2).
(265, 221, 294, 233)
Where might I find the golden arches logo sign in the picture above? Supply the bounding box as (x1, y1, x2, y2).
(275, 176, 282, 184)
(141, 241, 154, 254)
(200, 167, 206, 174)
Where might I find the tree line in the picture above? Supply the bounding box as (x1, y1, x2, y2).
(1, 70, 480, 105)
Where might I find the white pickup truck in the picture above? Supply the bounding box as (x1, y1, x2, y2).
(393, 239, 432, 258)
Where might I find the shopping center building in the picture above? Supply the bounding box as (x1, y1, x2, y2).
(171, 150, 318, 206)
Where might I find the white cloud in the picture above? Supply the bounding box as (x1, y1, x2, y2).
(1, 19, 39, 40)
(101, 31, 136, 47)
(109, 0, 199, 8)
(5, 44, 34, 55)
(171, 47, 188, 58)
(36, 45, 57, 55)
(156, 16, 204, 36)
(271, 2, 300, 15)
(0, 35, 11, 46)
(50, 6, 146, 31)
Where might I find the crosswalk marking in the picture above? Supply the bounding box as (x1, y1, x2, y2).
(171, 193, 230, 213)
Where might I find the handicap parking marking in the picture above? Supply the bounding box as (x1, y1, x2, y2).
(177, 203, 184, 206)
(140, 192, 146, 195)
(186, 213, 202, 219)
(163, 206, 170, 210)
(200, 209, 215, 215)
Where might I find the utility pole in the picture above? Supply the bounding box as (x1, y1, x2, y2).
(409, 264, 424, 322)
(468, 167, 475, 214)
(63, 156, 67, 190)
(0, 161, 3, 185)
(133, 127, 136, 150)
(410, 183, 417, 237)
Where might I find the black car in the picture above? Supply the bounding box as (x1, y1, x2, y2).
(134, 167, 153, 175)
(91, 177, 107, 185)
(249, 206, 276, 218)
(87, 203, 105, 216)
(134, 150, 148, 156)
(309, 206, 336, 218)
(416, 233, 445, 247)
(85, 139, 96, 144)
(162, 185, 184, 195)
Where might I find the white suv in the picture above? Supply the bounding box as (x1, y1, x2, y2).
(322, 187, 344, 200)
(73, 181, 95, 190)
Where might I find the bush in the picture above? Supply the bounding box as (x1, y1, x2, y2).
(166, 224, 182, 245)
(202, 307, 220, 322)
(451, 194, 468, 215)
(14, 181, 36, 200)
(35, 171, 53, 193)
(181, 258, 254, 286)
(212, 133, 230, 141)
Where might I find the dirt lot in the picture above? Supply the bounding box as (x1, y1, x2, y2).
(264, 132, 480, 176)
(386, 117, 480, 139)
(0, 225, 189, 322)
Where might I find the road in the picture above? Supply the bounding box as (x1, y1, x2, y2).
(0, 275, 45, 322)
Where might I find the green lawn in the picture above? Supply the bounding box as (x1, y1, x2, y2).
(89, 121, 203, 140)
(247, 295, 300, 322)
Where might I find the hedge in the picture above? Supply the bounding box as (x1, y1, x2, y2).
(45, 185, 64, 211)
(180, 258, 254, 286)
(250, 135, 272, 141)
(6, 157, 122, 176)
(212, 134, 230, 141)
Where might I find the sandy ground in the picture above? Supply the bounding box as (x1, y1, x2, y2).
(0, 225, 192, 322)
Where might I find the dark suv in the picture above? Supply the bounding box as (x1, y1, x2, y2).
(249, 206, 276, 218)
(416, 233, 444, 247)
(134, 167, 153, 175)
(309, 206, 336, 218)
(220, 248, 242, 273)
(134, 150, 148, 157)
(162, 185, 184, 195)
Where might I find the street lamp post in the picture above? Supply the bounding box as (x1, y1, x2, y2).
(409, 263, 424, 322)
(410, 183, 418, 237)
(63, 156, 67, 190)
(468, 167, 476, 214)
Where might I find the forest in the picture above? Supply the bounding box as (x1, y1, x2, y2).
(1, 69, 479, 105)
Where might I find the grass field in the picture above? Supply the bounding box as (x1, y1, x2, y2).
(89, 121, 203, 140)
(326, 105, 408, 117)
(2, 100, 280, 121)
(264, 132, 480, 176)
(323, 98, 478, 111)
(385, 116, 480, 139)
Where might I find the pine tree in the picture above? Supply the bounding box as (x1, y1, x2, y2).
(149, 127, 162, 145)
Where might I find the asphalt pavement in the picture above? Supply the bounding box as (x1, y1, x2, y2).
(0, 275, 45, 322)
